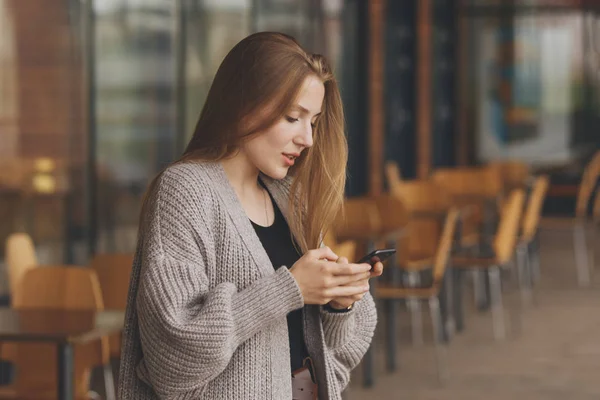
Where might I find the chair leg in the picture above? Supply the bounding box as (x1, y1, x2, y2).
(489, 266, 506, 340)
(103, 362, 116, 400)
(472, 270, 484, 308)
(408, 298, 423, 347)
(573, 222, 591, 286)
(385, 299, 398, 372)
(406, 272, 424, 346)
(452, 268, 465, 333)
(473, 269, 490, 311)
(440, 268, 454, 342)
(516, 244, 533, 307)
(528, 240, 540, 286)
(429, 296, 448, 384)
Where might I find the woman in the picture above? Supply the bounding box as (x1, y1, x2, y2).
(118, 32, 381, 400)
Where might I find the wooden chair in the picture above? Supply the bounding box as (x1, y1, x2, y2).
(1, 233, 39, 365)
(517, 175, 550, 289)
(375, 208, 460, 382)
(90, 253, 134, 359)
(387, 178, 449, 268)
(431, 166, 503, 247)
(431, 166, 503, 199)
(383, 178, 450, 345)
(451, 190, 526, 340)
(0, 267, 113, 400)
(5, 232, 38, 303)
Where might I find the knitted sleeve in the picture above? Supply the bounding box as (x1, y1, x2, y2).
(135, 169, 304, 398)
(320, 292, 377, 393)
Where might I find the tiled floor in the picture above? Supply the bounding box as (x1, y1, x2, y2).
(344, 228, 600, 400)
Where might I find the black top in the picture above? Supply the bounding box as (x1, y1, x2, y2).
(250, 184, 309, 372)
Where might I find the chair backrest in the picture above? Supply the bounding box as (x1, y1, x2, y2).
(332, 197, 382, 240)
(389, 179, 450, 213)
(576, 151, 600, 218)
(432, 208, 460, 285)
(5, 232, 38, 300)
(90, 253, 134, 310)
(431, 166, 503, 199)
(521, 175, 550, 243)
(386, 180, 447, 259)
(494, 190, 526, 264)
(385, 161, 403, 190)
(14, 266, 104, 310)
(372, 194, 409, 233)
(488, 160, 530, 192)
(11, 266, 108, 397)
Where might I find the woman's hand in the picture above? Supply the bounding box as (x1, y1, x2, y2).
(290, 247, 372, 305)
(327, 257, 384, 310)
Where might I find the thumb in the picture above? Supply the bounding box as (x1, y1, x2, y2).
(336, 256, 349, 264)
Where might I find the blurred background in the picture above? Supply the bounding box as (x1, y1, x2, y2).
(0, 0, 600, 399)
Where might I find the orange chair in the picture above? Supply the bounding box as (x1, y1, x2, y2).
(5, 232, 38, 303)
(1, 233, 39, 366)
(375, 208, 460, 382)
(431, 166, 503, 247)
(0, 267, 112, 399)
(452, 190, 526, 340)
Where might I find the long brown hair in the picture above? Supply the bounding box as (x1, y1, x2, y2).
(143, 32, 347, 253)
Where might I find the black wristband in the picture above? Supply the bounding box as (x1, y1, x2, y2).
(323, 303, 353, 313)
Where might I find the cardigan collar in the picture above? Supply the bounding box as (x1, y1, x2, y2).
(203, 161, 296, 277)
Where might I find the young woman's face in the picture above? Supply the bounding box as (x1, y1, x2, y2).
(242, 75, 325, 180)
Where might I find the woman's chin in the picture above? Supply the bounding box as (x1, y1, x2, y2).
(260, 165, 290, 180)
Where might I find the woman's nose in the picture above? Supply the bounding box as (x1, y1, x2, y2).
(296, 123, 313, 148)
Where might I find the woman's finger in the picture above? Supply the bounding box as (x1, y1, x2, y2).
(370, 262, 384, 277)
(331, 272, 371, 287)
(326, 283, 369, 298)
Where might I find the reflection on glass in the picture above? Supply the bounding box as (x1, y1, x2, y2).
(95, 1, 177, 253)
(467, 11, 600, 167)
(0, 0, 83, 268)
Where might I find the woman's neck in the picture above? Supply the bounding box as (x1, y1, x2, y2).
(220, 153, 261, 198)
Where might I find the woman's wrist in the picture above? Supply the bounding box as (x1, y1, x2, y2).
(325, 300, 354, 313)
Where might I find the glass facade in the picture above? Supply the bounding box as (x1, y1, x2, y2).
(1, 0, 598, 289)
(0, 0, 353, 278)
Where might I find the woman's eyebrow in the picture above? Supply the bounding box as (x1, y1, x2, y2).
(291, 104, 322, 117)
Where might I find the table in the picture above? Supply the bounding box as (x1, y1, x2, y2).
(0, 308, 125, 400)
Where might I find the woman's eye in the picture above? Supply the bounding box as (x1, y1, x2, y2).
(285, 116, 299, 123)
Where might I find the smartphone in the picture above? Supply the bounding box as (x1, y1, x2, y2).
(357, 249, 396, 268)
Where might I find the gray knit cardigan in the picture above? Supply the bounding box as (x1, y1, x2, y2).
(117, 161, 377, 400)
